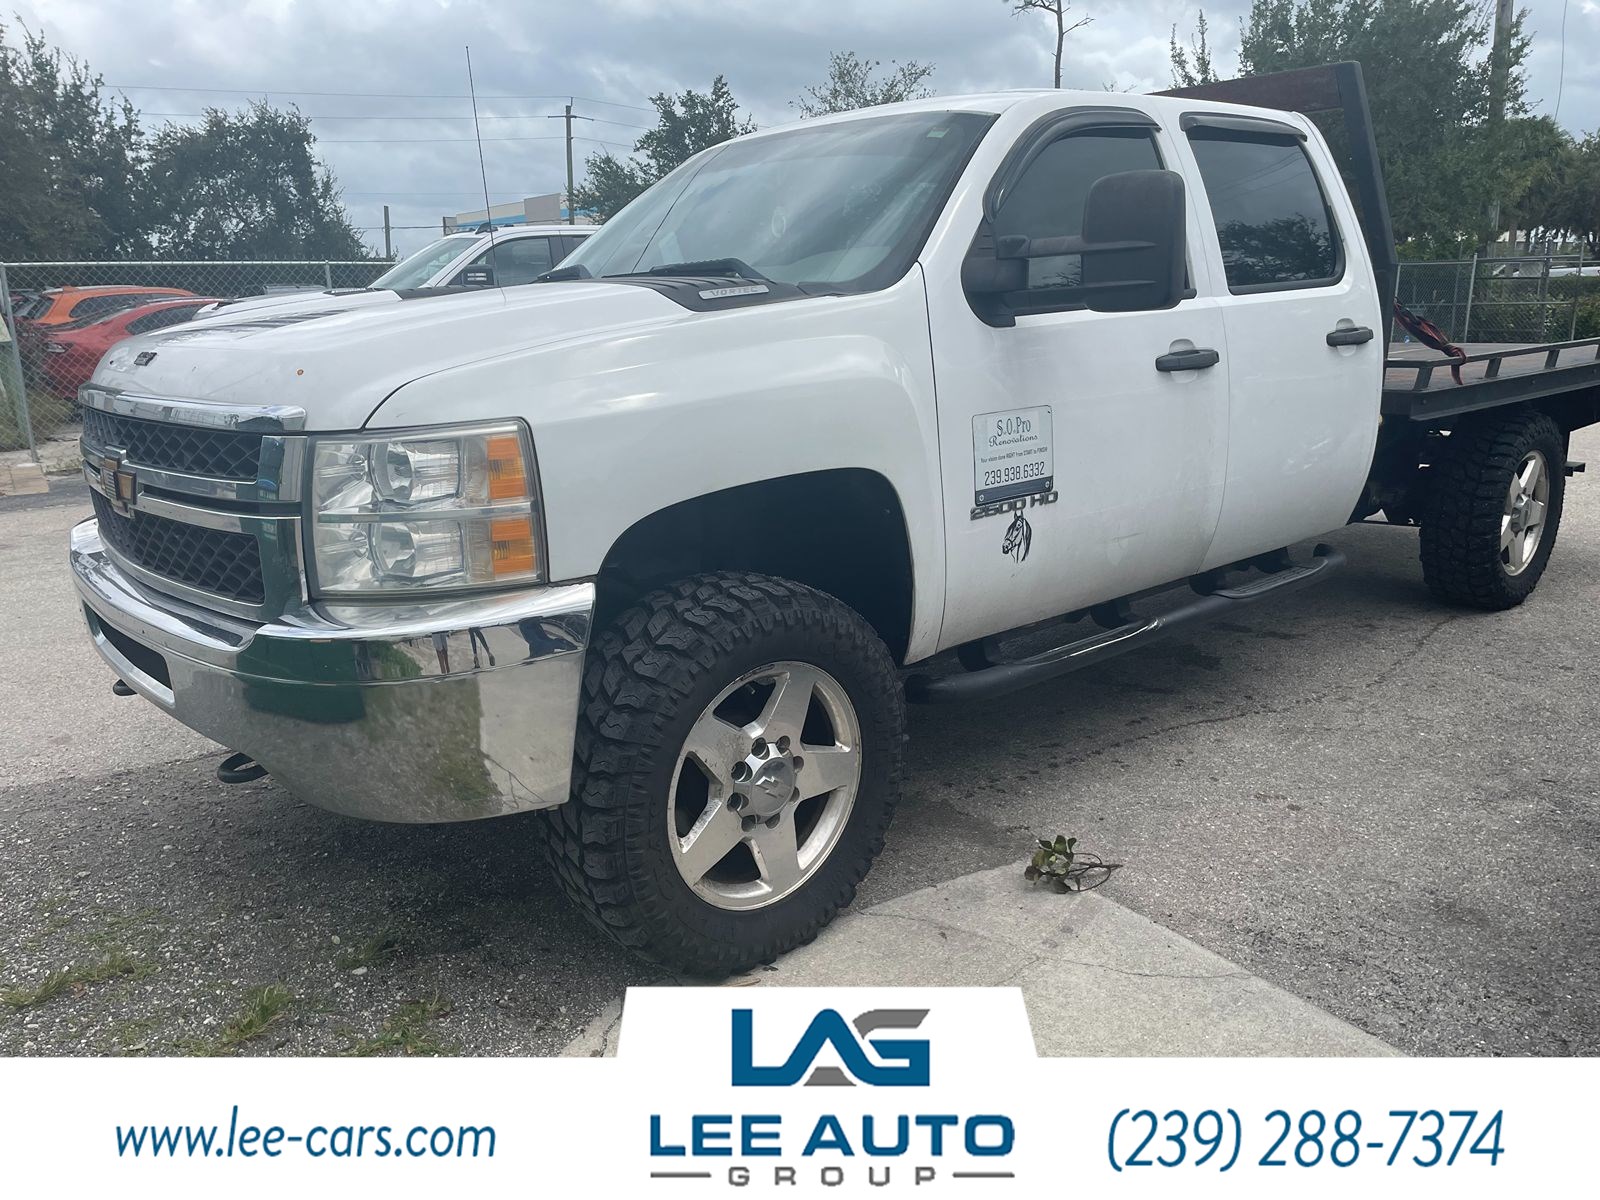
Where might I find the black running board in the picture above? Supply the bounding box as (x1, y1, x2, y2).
(906, 544, 1344, 704)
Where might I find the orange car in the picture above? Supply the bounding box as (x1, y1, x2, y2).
(18, 285, 196, 328)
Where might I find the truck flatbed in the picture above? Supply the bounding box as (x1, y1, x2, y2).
(1382, 337, 1600, 423)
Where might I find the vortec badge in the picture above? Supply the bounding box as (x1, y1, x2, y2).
(99, 453, 137, 516)
(133, 350, 157, 366)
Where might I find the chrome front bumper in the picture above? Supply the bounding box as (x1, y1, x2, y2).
(70, 518, 593, 823)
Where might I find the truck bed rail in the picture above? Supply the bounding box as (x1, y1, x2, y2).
(1383, 338, 1600, 422)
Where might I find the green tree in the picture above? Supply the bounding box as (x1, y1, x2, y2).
(1169, 10, 1218, 88)
(792, 50, 936, 117)
(1169, 1, 1531, 252)
(1514, 128, 1600, 253)
(0, 21, 146, 259)
(144, 101, 368, 259)
(572, 76, 755, 221)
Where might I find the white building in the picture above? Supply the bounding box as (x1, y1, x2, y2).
(445, 192, 593, 230)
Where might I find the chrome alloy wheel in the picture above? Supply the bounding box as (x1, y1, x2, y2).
(668, 661, 862, 910)
(1502, 450, 1551, 576)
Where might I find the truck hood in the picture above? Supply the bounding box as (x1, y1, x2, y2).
(90, 283, 689, 430)
(193, 288, 397, 321)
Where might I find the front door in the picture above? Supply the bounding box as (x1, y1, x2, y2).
(925, 110, 1232, 651)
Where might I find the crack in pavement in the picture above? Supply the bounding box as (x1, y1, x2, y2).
(1361, 613, 1466, 690)
(1050, 614, 1466, 767)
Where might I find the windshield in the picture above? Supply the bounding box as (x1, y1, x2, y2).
(563, 110, 994, 293)
(12, 294, 48, 321)
(372, 236, 470, 290)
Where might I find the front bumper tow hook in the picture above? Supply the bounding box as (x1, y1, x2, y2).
(217, 752, 269, 785)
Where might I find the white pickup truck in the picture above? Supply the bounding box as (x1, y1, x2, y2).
(195, 224, 595, 320)
(70, 65, 1599, 974)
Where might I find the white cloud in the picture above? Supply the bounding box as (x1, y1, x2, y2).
(7, 0, 1596, 254)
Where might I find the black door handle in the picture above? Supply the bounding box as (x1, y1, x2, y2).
(1155, 347, 1220, 372)
(1326, 325, 1374, 346)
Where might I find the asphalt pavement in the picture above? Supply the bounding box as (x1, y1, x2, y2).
(2, 426, 1596, 1057)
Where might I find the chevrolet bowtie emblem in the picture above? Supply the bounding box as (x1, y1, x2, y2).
(99, 453, 137, 516)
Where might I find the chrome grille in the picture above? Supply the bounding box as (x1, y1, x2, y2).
(80, 387, 306, 619)
(82, 406, 262, 479)
(92, 491, 266, 604)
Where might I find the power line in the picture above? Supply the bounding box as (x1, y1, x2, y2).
(110, 82, 637, 104)
(569, 94, 656, 114)
(141, 110, 636, 121)
(320, 135, 631, 148)
(322, 134, 564, 143)
(341, 190, 536, 196)
(585, 116, 652, 130)
(109, 82, 658, 114)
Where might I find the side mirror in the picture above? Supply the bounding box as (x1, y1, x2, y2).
(458, 266, 495, 287)
(967, 169, 1188, 314)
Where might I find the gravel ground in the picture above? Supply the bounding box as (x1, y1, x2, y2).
(2, 425, 1597, 1057)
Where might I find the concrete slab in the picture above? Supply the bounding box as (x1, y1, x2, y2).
(0, 434, 81, 487)
(771, 866, 1398, 1056)
(0, 460, 48, 497)
(564, 864, 1398, 1058)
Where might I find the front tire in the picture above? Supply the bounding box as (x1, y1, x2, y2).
(1419, 411, 1566, 610)
(538, 573, 905, 975)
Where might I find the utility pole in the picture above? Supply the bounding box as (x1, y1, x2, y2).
(548, 101, 593, 224)
(1488, 0, 1515, 129)
(563, 103, 575, 224)
(1485, 0, 1516, 248)
(382, 205, 392, 258)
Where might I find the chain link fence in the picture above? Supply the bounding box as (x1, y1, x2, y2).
(2, 259, 390, 455)
(1394, 254, 1599, 347)
(7, 253, 1600, 458)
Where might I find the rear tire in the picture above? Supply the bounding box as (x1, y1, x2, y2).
(537, 572, 904, 976)
(1419, 411, 1566, 609)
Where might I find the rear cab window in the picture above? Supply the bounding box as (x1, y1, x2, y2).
(69, 294, 147, 321)
(1183, 117, 1342, 292)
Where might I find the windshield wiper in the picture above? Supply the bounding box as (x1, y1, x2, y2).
(614, 258, 772, 284)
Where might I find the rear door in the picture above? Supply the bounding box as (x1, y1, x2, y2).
(1176, 114, 1384, 567)
(926, 106, 1233, 651)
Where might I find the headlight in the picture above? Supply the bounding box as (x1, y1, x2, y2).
(308, 422, 543, 595)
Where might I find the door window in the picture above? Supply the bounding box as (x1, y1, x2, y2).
(992, 129, 1164, 311)
(463, 237, 556, 286)
(1186, 129, 1340, 291)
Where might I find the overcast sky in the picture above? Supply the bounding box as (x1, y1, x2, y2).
(12, 0, 1599, 257)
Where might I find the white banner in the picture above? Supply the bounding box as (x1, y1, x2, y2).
(0, 987, 1588, 1196)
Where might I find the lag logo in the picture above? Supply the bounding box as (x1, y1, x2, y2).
(732, 1008, 930, 1088)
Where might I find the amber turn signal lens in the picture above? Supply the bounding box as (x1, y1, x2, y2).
(489, 515, 537, 577)
(487, 434, 529, 501)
